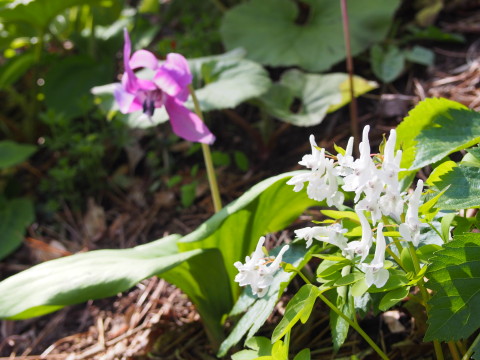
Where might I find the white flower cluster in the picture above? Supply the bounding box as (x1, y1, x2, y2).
(290, 126, 424, 288)
(234, 237, 289, 297)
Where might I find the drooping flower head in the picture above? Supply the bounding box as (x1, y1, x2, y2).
(114, 29, 215, 144)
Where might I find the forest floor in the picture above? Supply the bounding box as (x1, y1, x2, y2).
(1, 5, 480, 360)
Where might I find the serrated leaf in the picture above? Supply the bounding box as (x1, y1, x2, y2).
(427, 163, 480, 210)
(272, 284, 320, 342)
(424, 233, 480, 342)
(379, 286, 410, 311)
(0, 141, 36, 169)
(220, 0, 400, 72)
(0, 197, 35, 260)
(258, 69, 377, 127)
(396, 98, 469, 178)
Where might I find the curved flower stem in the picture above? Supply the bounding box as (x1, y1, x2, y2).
(188, 85, 222, 212)
(462, 332, 480, 360)
(318, 292, 389, 360)
(408, 243, 445, 360)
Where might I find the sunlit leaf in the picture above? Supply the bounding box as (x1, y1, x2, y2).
(424, 233, 480, 342)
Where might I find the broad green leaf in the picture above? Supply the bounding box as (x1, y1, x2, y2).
(427, 162, 480, 210)
(272, 284, 320, 342)
(329, 289, 354, 351)
(220, 0, 400, 72)
(368, 270, 409, 293)
(0, 140, 36, 169)
(293, 348, 311, 360)
(231, 336, 273, 360)
(370, 45, 405, 83)
(416, 244, 442, 264)
(404, 45, 435, 66)
(424, 233, 480, 342)
(161, 248, 232, 347)
(334, 272, 364, 286)
(218, 244, 311, 357)
(0, 234, 203, 318)
(179, 171, 318, 299)
(92, 50, 271, 128)
(379, 286, 410, 311)
(396, 98, 467, 179)
(0, 0, 100, 30)
(0, 197, 35, 260)
(321, 210, 359, 222)
(44, 56, 113, 119)
(0, 52, 35, 89)
(257, 69, 377, 127)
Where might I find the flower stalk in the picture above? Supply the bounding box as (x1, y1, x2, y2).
(188, 84, 222, 212)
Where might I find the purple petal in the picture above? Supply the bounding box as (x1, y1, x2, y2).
(164, 53, 192, 88)
(114, 83, 142, 113)
(122, 29, 138, 93)
(165, 97, 215, 144)
(130, 49, 158, 70)
(153, 53, 192, 98)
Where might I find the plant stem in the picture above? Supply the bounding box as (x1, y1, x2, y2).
(339, 0, 359, 149)
(463, 332, 480, 360)
(448, 341, 461, 360)
(188, 85, 222, 212)
(408, 243, 445, 360)
(318, 292, 389, 360)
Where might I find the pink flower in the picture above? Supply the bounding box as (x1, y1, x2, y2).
(114, 29, 215, 144)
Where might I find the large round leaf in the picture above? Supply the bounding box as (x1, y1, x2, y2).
(257, 69, 377, 126)
(220, 0, 401, 72)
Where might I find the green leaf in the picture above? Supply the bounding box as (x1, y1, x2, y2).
(0, 52, 35, 89)
(44, 56, 113, 119)
(321, 210, 359, 222)
(257, 69, 377, 127)
(0, 0, 99, 30)
(293, 348, 311, 360)
(272, 284, 320, 342)
(334, 272, 364, 286)
(424, 233, 480, 342)
(0, 140, 36, 169)
(0, 197, 35, 260)
(400, 247, 415, 273)
(218, 244, 311, 357)
(329, 289, 354, 351)
(396, 98, 470, 177)
(220, 0, 400, 72)
(0, 234, 198, 318)
(427, 163, 480, 210)
(370, 45, 405, 83)
(404, 45, 435, 66)
(379, 286, 410, 311)
(231, 336, 273, 360)
(179, 171, 318, 299)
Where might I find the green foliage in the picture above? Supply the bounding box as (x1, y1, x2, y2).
(424, 233, 480, 342)
(220, 0, 400, 72)
(370, 45, 405, 83)
(0, 172, 317, 349)
(272, 284, 320, 342)
(427, 161, 480, 210)
(0, 140, 36, 169)
(0, 197, 35, 260)
(218, 244, 312, 356)
(257, 70, 377, 126)
(231, 336, 273, 360)
(396, 98, 480, 175)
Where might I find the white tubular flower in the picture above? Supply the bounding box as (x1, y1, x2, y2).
(381, 129, 403, 189)
(344, 210, 373, 262)
(299, 135, 326, 170)
(336, 136, 355, 176)
(234, 237, 289, 298)
(295, 223, 348, 249)
(343, 126, 376, 201)
(379, 188, 404, 222)
(356, 196, 383, 225)
(361, 223, 389, 288)
(399, 180, 424, 247)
